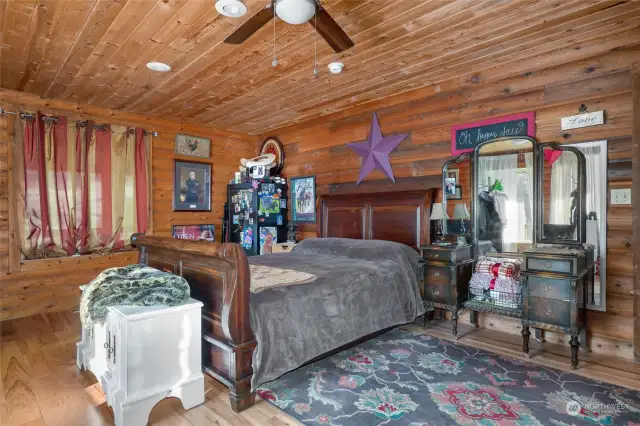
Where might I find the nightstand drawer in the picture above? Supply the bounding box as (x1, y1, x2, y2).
(424, 264, 451, 285)
(421, 245, 472, 263)
(526, 257, 574, 275)
(425, 282, 449, 304)
(527, 276, 571, 301)
(527, 297, 570, 328)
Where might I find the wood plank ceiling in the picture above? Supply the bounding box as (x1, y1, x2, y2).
(1, 0, 639, 135)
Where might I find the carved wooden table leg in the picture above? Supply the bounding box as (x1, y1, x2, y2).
(470, 310, 479, 328)
(521, 324, 531, 357)
(570, 334, 580, 369)
(451, 310, 459, 339)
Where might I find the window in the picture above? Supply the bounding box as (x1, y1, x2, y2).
(13, 112, 151, 260)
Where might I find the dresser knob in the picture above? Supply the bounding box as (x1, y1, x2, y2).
(546, 309, 552, 315)
(434, 291, 440, 296)
(434, 272, 440, 277)
(434, 253, 439, 258)
(545, 285, 552, 291)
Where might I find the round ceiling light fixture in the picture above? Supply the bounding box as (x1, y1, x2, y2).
(275, 0, 316, 25)
(328, 62, 344, 74)
(146, 62, 171, 72)
(216, 0, 247, 18)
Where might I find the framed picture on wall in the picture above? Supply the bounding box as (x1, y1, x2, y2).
(172, 225, 215, 241)
(447, 185, 462, 200)
(291, 175, 316, 223)
(175, 134, 211, 158)
(173, 160, 211, 211)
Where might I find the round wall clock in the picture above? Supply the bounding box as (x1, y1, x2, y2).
(259, 137, 285, 175)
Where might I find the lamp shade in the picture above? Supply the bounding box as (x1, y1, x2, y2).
(453, 203, 470, 220)
(430, 203, 449, 220)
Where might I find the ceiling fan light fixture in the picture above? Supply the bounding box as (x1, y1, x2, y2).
(275, 0, 316, 25)
(146, 62, 171, 72)
(216, 0, 247, 18)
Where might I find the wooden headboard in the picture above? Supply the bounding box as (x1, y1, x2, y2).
(316, 189, 434, 250)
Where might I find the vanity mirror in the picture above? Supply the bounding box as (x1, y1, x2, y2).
(538, 140, 607, 311)
(471, 136, 537, 255)
(442, 154, 471, 238)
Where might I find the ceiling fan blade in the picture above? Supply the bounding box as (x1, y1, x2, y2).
(312, 4, 354, 53)
(224, 4, 274, 45)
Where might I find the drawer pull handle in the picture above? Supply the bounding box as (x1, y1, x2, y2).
(434, 291, 440, 296)
(434, 272, 440, 277)
(546, 309, 552, 315)
(544, 285, 552, 291)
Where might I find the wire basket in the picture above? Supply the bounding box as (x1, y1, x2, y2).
(466, 287, 523, 315)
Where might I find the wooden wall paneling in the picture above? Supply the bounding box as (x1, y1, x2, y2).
(0, 89, 257, 321)
(271, 51, 638, 360)
(632, 62, 640, 362)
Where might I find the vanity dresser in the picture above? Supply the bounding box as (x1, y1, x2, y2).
(521, 143, 593, 369)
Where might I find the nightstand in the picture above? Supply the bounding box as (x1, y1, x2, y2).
(271, 242, 297, 253)
(420, 244, 474, 338)
(521, 245, 594, 369)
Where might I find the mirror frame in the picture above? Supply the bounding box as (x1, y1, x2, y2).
(471, 136, 539, 254)
(442, 153, 470, 235)
(536, 143, 587, 246)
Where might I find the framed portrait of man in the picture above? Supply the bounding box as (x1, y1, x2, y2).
(173, 160, 212, 211)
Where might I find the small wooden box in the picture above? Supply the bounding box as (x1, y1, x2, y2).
(271, 243, 297, 253)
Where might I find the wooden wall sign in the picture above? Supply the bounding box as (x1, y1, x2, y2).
(175, 134, 211, 158)
(560, 110, 604, 130)
(450, 112, 535, 155)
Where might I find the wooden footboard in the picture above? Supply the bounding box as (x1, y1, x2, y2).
(131, 235, 256, 412)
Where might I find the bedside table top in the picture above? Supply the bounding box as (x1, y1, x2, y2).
(421, 243, 472, 251)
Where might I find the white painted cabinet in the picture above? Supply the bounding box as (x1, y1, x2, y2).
(77, 294, 205, 426)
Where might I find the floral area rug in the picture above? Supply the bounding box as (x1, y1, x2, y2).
(257, 329, 639, 425)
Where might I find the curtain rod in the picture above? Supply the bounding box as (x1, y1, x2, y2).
(0, 108, 158, 136)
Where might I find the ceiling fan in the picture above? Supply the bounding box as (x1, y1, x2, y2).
(222, 0, 354, 53)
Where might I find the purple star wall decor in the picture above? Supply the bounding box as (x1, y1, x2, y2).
(347, 112, 408, 185)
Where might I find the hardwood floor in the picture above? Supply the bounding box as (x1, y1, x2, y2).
(1, 313, 638, 425)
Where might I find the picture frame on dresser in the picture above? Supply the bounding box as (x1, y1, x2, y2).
(173, 160, 212, 212)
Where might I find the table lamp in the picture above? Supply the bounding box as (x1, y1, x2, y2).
(430, 203, 449, 242)
(453, 203, 470, 234)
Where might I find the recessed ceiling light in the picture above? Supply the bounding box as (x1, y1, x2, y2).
(216, 0, 247, 18)
(146, 62, 171, 72)
(328, 62, 344, 74)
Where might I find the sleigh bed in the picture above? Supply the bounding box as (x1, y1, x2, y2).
(131, 188, 434, 412)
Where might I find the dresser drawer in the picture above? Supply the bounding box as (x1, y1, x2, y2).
(527, 276, 571, 301)
(424, 264, 451, 285)
(526, 257, 574, 275)
(421, 245, 472, 263)
(527, 296, 570, 328)
(425, 282, 449, 304)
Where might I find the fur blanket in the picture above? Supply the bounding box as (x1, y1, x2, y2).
(80, 264, 190, 329)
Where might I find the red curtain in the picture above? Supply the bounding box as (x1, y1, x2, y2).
(16, 113, 151, 259)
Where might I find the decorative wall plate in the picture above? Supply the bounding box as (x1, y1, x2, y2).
(260, 137, 284, 175)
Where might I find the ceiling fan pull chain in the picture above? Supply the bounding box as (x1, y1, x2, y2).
(313, 11, 318, 78)
(272, 3, 278, 67)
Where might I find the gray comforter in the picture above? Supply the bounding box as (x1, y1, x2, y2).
(248, 238, 425, 389)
